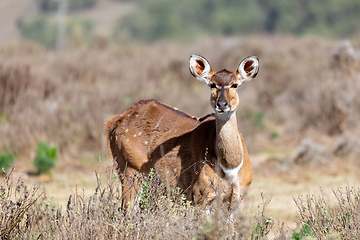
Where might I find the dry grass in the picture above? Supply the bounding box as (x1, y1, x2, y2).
(2, 163, 359, 239)
(1, 36, 360, 164)
(295, 186, 360, 239)
(1, 166, 288, 239)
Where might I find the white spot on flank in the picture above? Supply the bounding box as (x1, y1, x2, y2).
(134, 134, 137, 137)
(126, 139, 129, 142)
(138, 132, 142, 136)
(144, 141, 148, 145)
(125, 129, 128, 133)
(115, 136, 117, 141)
(220, 160, 243, 181)
(155, 116, 163, 129)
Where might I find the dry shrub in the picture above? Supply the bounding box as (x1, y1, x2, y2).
(333, 134, 360, 160)
(0, 63, 31, 114)
(292, 138, 330, 166)
(295, 186, 360, 239)
(0, 165, 286, 239)
(1, 35, 359, 165)
(0, 167, 43, 239)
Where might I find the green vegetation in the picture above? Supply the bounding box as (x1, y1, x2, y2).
(113, 0, 263, 42)
(39, 0, 98, 12)
(292, 221, 315, 240)
(139, 168, 155, 211)
(0, 152, 15, 174)
(0, 112, 10, 124)
(18, 16, 94, 48)
(114, 0, 360, 42)
(32, 142, 57, 175)
(16, 0, 360, 46)
(18, 16, 57, 48)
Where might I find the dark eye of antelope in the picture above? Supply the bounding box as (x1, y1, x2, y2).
(209, 83, 216, 89)
(231, 83, 238, 88)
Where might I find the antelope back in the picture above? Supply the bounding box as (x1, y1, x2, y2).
(105, 99, 211, 172)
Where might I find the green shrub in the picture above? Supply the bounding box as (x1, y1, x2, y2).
(33, 142, 57, 175)
(67, 18, 95, 43)
(18, 16, 94, 48)
(0, 152, 15, 174)
(139, 168, 154, 211)
(18, 16, 57, 48)
(292, 221, 315, 240)
(39, 0, 98, 12)
(114, 0, 360, 42)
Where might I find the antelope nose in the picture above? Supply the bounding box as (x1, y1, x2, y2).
(217, 100, 228, 110)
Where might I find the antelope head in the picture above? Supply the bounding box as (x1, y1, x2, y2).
(190, 55, 259, 120)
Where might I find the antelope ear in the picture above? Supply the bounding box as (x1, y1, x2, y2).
(237, 56, 259, 84)
(189, 55, 212, 84)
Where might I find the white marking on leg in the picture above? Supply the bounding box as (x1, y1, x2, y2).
(206, 209, 211, 218)
(227, 213, 234, 224)
(219, 160, 243, 181)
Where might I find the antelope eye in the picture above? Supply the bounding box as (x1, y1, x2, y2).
(231, 83, 238, 88)
(209, 83, 216, 89)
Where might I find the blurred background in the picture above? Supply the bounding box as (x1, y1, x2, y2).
(1, 0, 360, 224)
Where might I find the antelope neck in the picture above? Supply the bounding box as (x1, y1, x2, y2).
(215, 111, 244, 171)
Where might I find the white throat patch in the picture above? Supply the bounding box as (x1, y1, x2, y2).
(220, 160, 243, 181)
(215, 111, 234, 121)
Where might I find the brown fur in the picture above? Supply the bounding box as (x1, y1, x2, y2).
(105, 55, 258, 211)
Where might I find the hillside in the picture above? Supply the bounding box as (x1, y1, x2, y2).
(0, 0, 135, 46)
